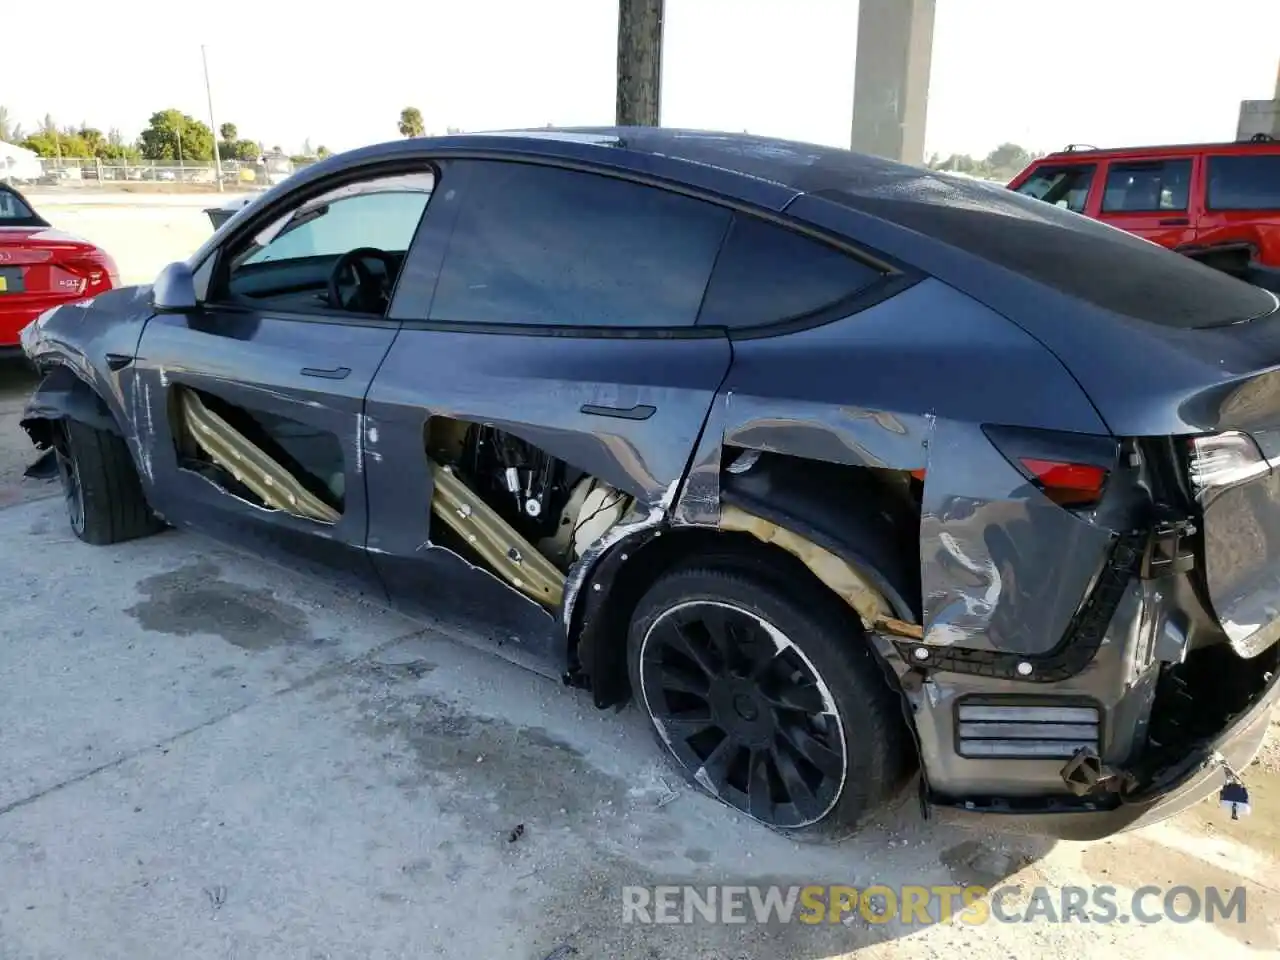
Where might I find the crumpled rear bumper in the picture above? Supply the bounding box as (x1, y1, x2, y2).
(930, 668, 1280, 841)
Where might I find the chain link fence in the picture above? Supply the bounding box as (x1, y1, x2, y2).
(31, 156, 318, 190)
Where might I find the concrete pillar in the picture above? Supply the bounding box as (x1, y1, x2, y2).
(850, 0, 936, 165)
(1238, 59, 1280, 140)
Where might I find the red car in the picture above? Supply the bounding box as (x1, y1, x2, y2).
(1009, 135, 1280, 290)
(0, 183, 119, 354)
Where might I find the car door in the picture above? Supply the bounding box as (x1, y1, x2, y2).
(363, 158, 734, 673)
(1197, 149, 1280, 279)
(131, 166, 437, 592)
(1095, 156, 1199, 250)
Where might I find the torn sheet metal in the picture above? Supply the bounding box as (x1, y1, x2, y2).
(178, 389, 340, 525)
(919, 418, 1114, 657)
(719, 503, 894, 626)
(20, 364, 123, 448)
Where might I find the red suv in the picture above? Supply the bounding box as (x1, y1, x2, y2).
(1009, 136, 1280, 290)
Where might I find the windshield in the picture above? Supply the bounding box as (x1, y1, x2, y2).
(1014, 164, 1096, 213)
(232, 173, 435, 269)
(235, 174, 440, 273)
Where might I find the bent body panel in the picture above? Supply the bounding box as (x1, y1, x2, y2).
(674, 280, 1112, 656)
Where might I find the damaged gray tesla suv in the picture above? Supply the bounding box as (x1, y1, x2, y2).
(18, 128, 1280, 841)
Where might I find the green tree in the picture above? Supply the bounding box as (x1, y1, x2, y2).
(22, 127, 93, 159)
(216, 120, 256, 162)
(398, 106, 424, 138)
(983, 142, 1032, 177)
(316, 145, 332, 159)
(94, 127, 139, 162)
(77, 126, 106, 156)
(99, 142, 140, 162)
(933, 153, 979, 175)
(20, 131, 62, 157)
(138, 109, 215, 162)
(219, 138, 257, 161)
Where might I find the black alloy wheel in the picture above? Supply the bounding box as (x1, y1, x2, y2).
(637, 598, 848, 829)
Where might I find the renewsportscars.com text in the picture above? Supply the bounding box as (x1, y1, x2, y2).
(621, 883, 1248, 926)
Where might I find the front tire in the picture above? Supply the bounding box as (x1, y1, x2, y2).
(627, 564, 911, 841)
(53, 419, 162, 545)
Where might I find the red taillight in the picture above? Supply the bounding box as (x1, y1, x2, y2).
(62, 249, 118, 294)
(1017, 458, 1109, 506)
(983, 425, 1118, 509)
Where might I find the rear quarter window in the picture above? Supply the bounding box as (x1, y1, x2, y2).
(1207, 154, 1280, 211)
(696, 214, 885, 329)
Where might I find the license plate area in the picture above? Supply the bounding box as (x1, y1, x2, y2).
(0, 266, 25, 294)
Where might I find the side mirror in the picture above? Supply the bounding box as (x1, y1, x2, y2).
(152, 261, 198, 312)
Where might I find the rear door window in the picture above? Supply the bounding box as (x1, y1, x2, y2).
(1101, 159, 1193, 213)
(1013, 164, 1096, 213)
(1206, 154, 1280, 211)
(697, 213, 885, 329)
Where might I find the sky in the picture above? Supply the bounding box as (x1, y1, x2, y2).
(2, 0, 1278, 160)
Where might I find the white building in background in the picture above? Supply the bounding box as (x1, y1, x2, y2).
(1237, 60, 1280, 141)
(0, 140, 42, 183)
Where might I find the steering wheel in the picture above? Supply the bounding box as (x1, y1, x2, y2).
(327, 247, 398, 313)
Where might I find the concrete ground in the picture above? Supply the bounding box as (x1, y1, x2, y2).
(0, 199, 1276, 959)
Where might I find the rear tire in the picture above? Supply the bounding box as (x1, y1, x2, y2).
(53, 419, 162, 545)
(627, 563, 912, 841)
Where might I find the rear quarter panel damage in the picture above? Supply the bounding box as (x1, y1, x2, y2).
(918, 419, 1114, 656)
(672, 278, 1116, 658)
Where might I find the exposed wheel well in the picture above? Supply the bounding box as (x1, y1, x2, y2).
(20, 363, 122, 450)
(575, 523, 913, 717)
(718, 451, 922, 620)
